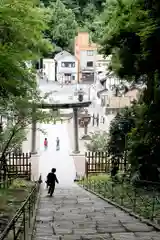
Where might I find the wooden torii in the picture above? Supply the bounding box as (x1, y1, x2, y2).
(31, 101, 92, 154)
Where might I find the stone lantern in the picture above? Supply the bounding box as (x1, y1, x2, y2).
(78, 88, 84, 102)
(81, 109, 91, 139)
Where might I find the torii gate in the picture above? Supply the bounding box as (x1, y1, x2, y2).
(31, 101, 91, 154)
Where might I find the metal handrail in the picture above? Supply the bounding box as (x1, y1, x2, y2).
(0, 178, 41, 240)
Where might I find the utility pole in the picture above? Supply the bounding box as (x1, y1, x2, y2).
(73, 108, 80, 153)
(93, 49, 97, 86)
(31, 106, 37, 154)
(124, 134, 128, 172)
(88, 87, 91, 101)
(77, 60, 80, 84)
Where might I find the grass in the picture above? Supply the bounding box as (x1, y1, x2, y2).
(0, 178, 35, 233)
(79, 174, 160, 225)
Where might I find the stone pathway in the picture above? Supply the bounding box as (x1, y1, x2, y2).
(38, 122, 76, 184)
(33, 184, 159, 240)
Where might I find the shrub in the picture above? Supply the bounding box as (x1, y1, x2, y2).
(85, 131, 108, 152)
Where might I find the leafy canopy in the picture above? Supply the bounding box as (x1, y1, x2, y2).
(92, 0, 160, 90)
(0, 0, 52, 99)
(0, 0, 54, 174)
(95, 0, 160, 181)
(46, 0, 78, 51)
(85, 131, 108, 152)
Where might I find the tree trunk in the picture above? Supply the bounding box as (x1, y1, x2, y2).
(0, 124, 20, 176)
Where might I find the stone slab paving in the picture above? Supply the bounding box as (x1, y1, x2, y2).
(33, 184, 160, 240)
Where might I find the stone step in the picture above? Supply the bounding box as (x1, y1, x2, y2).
(32, 185, 159, 240)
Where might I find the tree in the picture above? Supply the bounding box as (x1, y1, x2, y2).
(41, 0, 106, 30)
(94, 0, 160, 104)
(81, 3, 98, 29)
(0, 0, 53, 179)
(128, 102, 160, 182)
(91, 0, 160, 181)
(85, 131, 108, 152)
(0, 92, 60, 180)
(0, 0, 52, 99)
(46, 0, 78, 51)
(107, 106, 136, 161)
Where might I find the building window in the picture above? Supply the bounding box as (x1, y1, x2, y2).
(87, 50, 93, 56)
(61, 62, 75, 68)
(87, 61, 93, 67)
(64, 73, 71, 81)
(72, 75, 75, 80)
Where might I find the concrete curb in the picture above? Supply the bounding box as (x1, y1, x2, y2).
(79, 185, 160, 232)
(69, 153, 85, 157)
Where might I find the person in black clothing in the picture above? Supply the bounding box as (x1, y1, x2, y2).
(46, 168, 59, 196)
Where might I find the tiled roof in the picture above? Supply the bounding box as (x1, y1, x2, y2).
(54, 51, 72, 61)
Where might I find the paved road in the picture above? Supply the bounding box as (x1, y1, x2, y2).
(38, 122, 76, 185)
(33, 185, 159, 240)
(39, 79, 114, 127)
(39, 79, 96, 102)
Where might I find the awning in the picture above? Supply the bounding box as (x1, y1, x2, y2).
(81, 70, 94, 74)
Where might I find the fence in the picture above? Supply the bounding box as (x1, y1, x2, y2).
(80, 178, 160, 225)
(6, 153, 31, 180)
(85, 152, 129, 177)
(0, 177, 41, 240)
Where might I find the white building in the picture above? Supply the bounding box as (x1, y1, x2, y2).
(96, 54, 111, 74)
(42, 58, 55, 82)
(79, 49, 97, 82)
(54, 51, 78, 83)
(100, 73, 121, 89)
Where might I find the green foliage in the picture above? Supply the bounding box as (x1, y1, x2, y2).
(86, 174, 112, 182)
(80, 176, 160, 222)
(0, 0, 55, 159)
(41, 0, 106, 35)
(107, 101, 160, 181)
(108, 105, 136, 159)
(0, 179, 35, 230)
(0, 0, 52, 99)
(128, 102, 160, 181)
(91, 0, 160, 182)
(0, 123, 25, 153)
(0, 0, 56, 174)
(10, 179, 34, 189)
(46, 0, 78, 51)
(81, 3, 98, 27)
(93, 0, 160, 103)
(85, 131, 108, 152)
(43, 0, 106, 9)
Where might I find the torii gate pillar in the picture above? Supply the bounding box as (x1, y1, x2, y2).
(73, 107, 80, 153)
(31, 119, 37, 154)
(31, 106, 37, 154)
